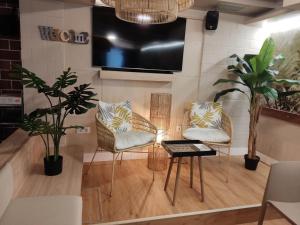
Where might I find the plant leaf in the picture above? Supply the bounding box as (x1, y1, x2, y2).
(65, 83, 97, 115)
(256, 38, 276, 74)
(278, 90, 300, 97)
(269, 53, 285, 67)
(214, 88, 246, 102)
(227, 54, 253, 74)
(273, 79, 300, 85)
(53, 67, 78, 90)
(254, 86, 278, 100)
(213, 78, 246, 86)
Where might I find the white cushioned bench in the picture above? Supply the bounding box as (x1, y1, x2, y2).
(0, 163, 82, 225)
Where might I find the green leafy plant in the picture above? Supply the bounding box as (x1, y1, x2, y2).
(13, 66, 97, 161)
(266, 49, 300, 113)
(213, 38, 300, 160)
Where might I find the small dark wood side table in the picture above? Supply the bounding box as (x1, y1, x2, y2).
(161, 140, 216, 205)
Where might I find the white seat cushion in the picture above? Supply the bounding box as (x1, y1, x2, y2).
(0, 163, 13, 219)
(183, 127, 230, 143)
(116, 130, 156, 150)
(269, 201, 300, 224)
(0, 196, 82, 225)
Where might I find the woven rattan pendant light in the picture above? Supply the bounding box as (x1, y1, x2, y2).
(115, 0, 178, 24)
(178, 0, 194, 11)
(101, 0, 115, 7)
(101, 0, 194, 11)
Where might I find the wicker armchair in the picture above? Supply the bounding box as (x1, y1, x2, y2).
(86, 112, 157, 196)
(182, 108, 233, 182)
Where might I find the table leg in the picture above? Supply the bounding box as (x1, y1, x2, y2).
(164, 157, 174, 191)
(190, 156, 194, 188)
(172, 157, 183, 206)
(198, 156, 204, 202)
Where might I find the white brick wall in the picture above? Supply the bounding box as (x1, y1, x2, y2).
(198, 17, 268, 150)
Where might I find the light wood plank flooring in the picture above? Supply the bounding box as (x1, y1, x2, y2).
(82, 156, 270, 224)
(242, 218, 291, 225)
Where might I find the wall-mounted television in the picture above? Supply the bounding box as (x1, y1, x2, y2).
(92, 6, 186, 72)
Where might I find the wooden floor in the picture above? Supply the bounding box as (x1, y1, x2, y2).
(82, 156, 270, 224)
(243, 219, 290, 225)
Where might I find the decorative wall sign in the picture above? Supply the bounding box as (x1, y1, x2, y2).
(38, 26, 89, 44)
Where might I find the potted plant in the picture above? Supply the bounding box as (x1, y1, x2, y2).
(213, 38, 300, 170)
(14, 66, 97, 176)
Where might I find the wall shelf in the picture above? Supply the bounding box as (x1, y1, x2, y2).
(99, 70, 174, 83)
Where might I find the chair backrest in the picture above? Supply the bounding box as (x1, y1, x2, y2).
(0, 162, 13, 218)
(183, 104, 233, 141)
(263, 161, 300, 203)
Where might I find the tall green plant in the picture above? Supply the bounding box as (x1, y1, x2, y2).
(14, 66, 97, 161)
(213, 38, 300, 159)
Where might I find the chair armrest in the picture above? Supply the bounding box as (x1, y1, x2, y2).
(95, 114, 116, 153)
(132, 112, 157, 135)
(180, 124, 191, 131)
(221, 112, 232, 141)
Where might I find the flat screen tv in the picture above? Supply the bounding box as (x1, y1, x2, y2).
(92, 6, 186, 72)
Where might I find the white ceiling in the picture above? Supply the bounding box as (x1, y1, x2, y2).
(192, 0, 283, 16)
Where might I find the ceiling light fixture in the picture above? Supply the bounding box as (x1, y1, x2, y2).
(101, 0, 194, 24)
(115, 0, 178, 24)
(178, 0, 194, 11)
(101, 0, 115, 7)
(137, 14, 152, 22)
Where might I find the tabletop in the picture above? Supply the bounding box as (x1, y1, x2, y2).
(161, 140, 217, 157)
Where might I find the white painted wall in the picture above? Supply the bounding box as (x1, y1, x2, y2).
(19, 0, 268, 156)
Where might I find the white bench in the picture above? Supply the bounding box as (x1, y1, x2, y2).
(0, 130, 83, 225)
(0, 162, 82, 225)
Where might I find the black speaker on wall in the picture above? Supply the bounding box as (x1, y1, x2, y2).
(205, 10, 219, 30)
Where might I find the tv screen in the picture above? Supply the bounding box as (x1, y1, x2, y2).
(92, 6, 186, 72)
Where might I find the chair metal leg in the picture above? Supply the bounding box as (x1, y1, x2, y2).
(85, 147, 99, 176)
(120, 152, 124, 165)
(225, 146, 231, 183)
(218, 147, 221, 163)
(258, 202, 268, 225)
(110, 153, 116, 197)
(152, 144, 155, 181)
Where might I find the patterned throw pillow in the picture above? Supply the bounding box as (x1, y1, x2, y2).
(98, 100, 132, 133)
(190, 102, 223, 129)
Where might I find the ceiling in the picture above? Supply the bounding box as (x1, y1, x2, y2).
(192, 0, 283, 17)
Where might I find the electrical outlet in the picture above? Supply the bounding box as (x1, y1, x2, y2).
(76, 127, 91, 134)
(176, 125, 181, 132)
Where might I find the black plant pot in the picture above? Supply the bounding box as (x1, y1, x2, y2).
(44, 155, 63, 176)
(244, 154, 260, 171)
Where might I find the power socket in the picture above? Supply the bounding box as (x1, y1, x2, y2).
(76, 127, 91, 134)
